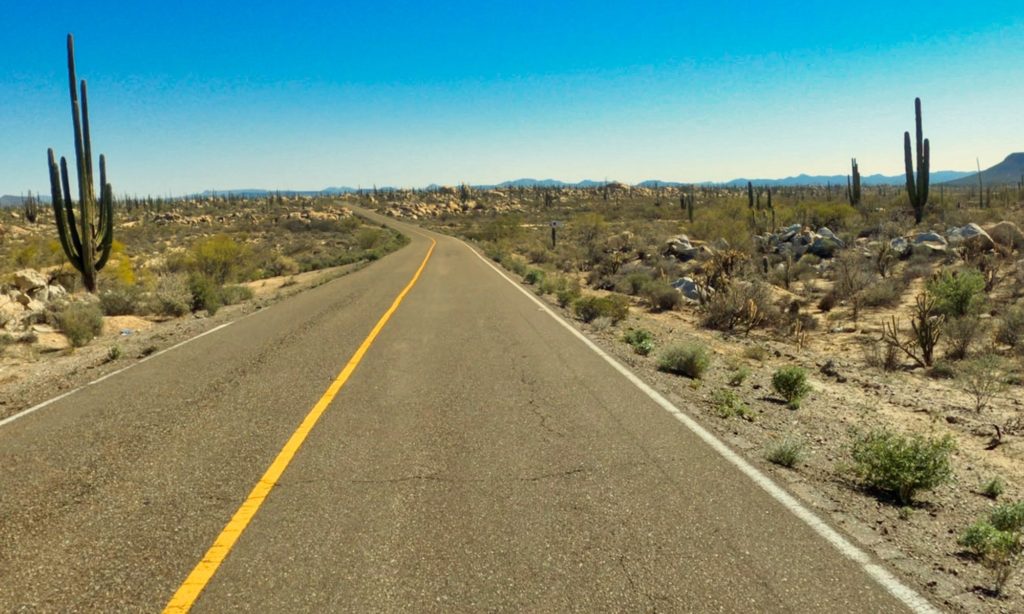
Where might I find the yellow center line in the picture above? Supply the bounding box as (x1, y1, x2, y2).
(163, 238, 436, 613)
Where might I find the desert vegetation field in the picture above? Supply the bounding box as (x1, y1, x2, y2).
(362, 178, 1024, 611)
(0, 194, 407, 413)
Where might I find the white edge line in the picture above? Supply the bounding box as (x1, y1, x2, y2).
(462, 239, 940, 614)
(0, 320, 239, 430)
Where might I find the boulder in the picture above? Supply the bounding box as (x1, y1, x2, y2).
(947, 223, 994, 250)
(0, 295, 23, 330)
(807, 236, 843, 259)
(47, 284, 68, 301)
(12, 269, 47, 292)
(671, 277, 703, 302)
(890, 237, 912, 259)
(816, 227, 844, 245)
(913, 232, 946, 245)
(983, 221, 1024, 250)
(913, 242, 947, 258)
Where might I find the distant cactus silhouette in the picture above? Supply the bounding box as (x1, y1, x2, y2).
(46, 34, 113, 293)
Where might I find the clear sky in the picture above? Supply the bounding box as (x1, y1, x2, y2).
(2, 1, 1022, 195)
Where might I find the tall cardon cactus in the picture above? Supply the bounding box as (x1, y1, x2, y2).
(46, 34, 113, 293)
(904, 97, 929, 224)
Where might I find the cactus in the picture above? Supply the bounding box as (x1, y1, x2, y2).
(23, 191, 39, 223)
(45, 34, 113, 293)
(767, 187, 775, 231)
(904, 97, 930, 224)
(848, 158, 861, 206)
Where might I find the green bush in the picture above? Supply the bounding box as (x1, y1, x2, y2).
(55, 302, 104, 347)
(849, 428, 956, 504)
(712, 388, 752, 420)
(658, 343, 710, 379)
(727, 365, 751, 386)
(959, 519, 1022, 594)
(702, 281, 777, 332)
(189, 274, 223, 315)
(191, 234, 251, 284)
(981, 477, 1006, 500)
(771, 366, 811, 409)
(149, 274, 191, 317)
(523, 268, 546, 285)
(995, 305, 1024, 348)
(99, 284, 144, 316)
(623, 328, 655, 356)
(573, 294, 630, 324)
(615, 271, 654, 296)
(643, 281, 682, 312)
(990, 501, 1024, 532)
(220, 284, 254, 306)
(927, 269, 986, 317)
(766, 436, 805, 468)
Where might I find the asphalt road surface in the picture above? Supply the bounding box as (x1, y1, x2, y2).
(0, 209, 933, 612)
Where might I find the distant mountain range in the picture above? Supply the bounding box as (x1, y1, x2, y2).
(941, 153, 1024, 187)
(4, 155, 1021, 205)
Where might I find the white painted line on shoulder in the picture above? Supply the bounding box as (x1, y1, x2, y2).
(0, 320, 237, 430)
(463, 239, 939, 614)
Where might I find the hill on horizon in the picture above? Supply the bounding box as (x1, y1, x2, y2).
(941, 153, 1024, 187)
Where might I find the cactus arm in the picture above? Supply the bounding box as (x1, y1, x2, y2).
(919, 138, 929, 209)
(915, 98, 924, 165)
(904, 131, 917, 205)
(80, 79, 95, 201)
(48, 149, 78, 266)
(95, 182, 114, 270)
(67, 35, 89, 208)
(59, 156, 84, 263)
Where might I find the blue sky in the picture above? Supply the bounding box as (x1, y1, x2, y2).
(1, 1, 1022, 195)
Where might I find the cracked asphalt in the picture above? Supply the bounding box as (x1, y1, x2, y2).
(0, 210, 916, 612)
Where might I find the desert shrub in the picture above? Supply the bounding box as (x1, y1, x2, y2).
(849, 428, 956, 504)
(658, 343, 710, 378)
(982, 477, 1006, 500)
(742, 345, 767, 361)
(727, 365, 750, 386)
(573, 294, 629, 324)
(943, 316, 984, 360)
(817, 291, 836, 312)
(188, 274, 223, 315)
(0, 333, 14, 350)
(772, 366, 811, 409)
(555, 279, 582, 308)
(960, 355, 1008, 412)
(505, 255, 529, 277)
(355, 227, 384, 250)
(623, 328, 655, 356)
(991, 502, 1024, 532)
(55, 302, 104, 347)
(264, 253, 300, 277)
(960, 503, 1024, 594)
(927, 269, 986, 317)
(765, 436, 805, 468)
(927, 360, 957, 379)
(615, 271, 654, 296)
(191, 234, 251, 284)
(107, 344, 122, 361)
(702, 281, 777, 332)
(149, 274, 191, 317)
(523, 268, 545, 285)
(864, 339, 901, 372)
(220, 284, 254, 306)
(995, 305, 1024, 348)
(98, 283, 144, 316)
(832, 252, 873, 301)
(713, 388, 752, 420)
(860, 277, 907, 308)
(643, 280, 682, 312)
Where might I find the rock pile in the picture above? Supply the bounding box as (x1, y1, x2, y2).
(1, 269, 71, 334)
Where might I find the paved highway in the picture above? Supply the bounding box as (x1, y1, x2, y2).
(0, 210, 932, 612)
